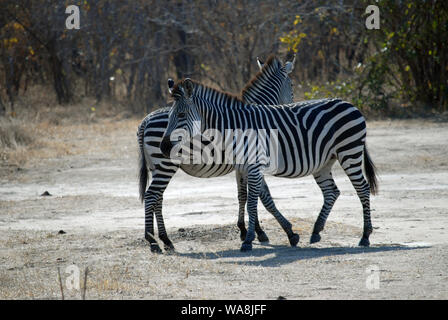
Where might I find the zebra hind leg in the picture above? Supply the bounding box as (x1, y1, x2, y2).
(310, 161, 340, 244)
(144, 185, 165, 253)
(144, 205, 160, 253)
(338, 153, 373, 247)
(154, 198, 175, 252)
(240, 168, 263, 252)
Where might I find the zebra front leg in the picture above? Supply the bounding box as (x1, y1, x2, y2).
(259, 180, 299, 246)
(236, 172, 269, 242)
(154, 198, 175, 252)
(310, 160, 340, 244)
(240, 168, 263, 252)
(236, 172, 248, 240)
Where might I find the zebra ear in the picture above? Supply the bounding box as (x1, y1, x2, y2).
(183, 78, 194, 98)
(168, 78, 175, 94)
(257, 57, 264, 70)
(284, 54, 296, 74)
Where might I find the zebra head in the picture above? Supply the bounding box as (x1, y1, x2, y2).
(257, 55, 296, 74)
(280, 54, 296, 104)
(244, 55, 296, 105)
(160, 78, 201, 157)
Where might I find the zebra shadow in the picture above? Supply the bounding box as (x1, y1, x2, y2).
(174, 244, 429, 267)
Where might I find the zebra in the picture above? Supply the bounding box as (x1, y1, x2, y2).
(160, 78, 378, 252)
(138, 56, 297, 253)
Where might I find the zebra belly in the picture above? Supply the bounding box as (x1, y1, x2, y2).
(180, 163, 235, 178)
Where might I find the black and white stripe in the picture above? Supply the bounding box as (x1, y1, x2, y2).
(161, 79, 378, 251)
(137, 56, 295, 252)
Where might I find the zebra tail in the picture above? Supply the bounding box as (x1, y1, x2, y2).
(138, 121, 148, 203)
(364, 144, 378, 195)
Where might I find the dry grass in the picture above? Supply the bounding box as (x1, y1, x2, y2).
(0, 119, 35, 149)
(0, 118, 39, 166)
(1, 89, 143, 169)
(0, 118, 71, 167)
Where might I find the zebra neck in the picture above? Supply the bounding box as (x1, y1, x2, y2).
(193, 84, 247, 130)
(197, 97, 263, 132)
(242, 58, 285, 104)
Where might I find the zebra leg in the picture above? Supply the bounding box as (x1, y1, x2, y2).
(254, 216, 269, 243)
(236, 171, 248, 240)
(236, 172, 269, 242)
(310, 160, 340, 244)
(259, 180, 299, 246)
(241, 167, 263, 252)
(338, 153, 373, 247)
(154, 197, 175, 252)
(145, 204, 156, 251)
(144, 178, 170, 253)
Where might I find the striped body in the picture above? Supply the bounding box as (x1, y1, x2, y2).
(162, 79, 378, 251)
(200, 98, 366, 179)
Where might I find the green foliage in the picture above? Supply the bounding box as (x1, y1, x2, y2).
(367, 0, 448, 111)
(283, 0, 448, 113)
(302, 78, 386, 112)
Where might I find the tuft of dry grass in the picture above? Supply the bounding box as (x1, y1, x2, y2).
(0, 118, 35, 150)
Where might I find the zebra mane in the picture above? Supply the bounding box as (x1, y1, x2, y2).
(240, 55, 284, 101)
(171, 79, 244, 105)
(169, 55, 286, 107)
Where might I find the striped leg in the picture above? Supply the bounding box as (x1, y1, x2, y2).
(145, 202, 156, 251)
(144, 169, 174, 253)
(338, 150, 373, 247)
(154, 196, 174, 251)
(236, 172, 269, 242)
(240, 167, 263, 251)
(259, 181, 299, 246)
(310, 159, 340, 244)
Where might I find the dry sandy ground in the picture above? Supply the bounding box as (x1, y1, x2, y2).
(0, 118, 447, 299)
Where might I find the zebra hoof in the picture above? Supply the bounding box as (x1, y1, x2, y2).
(310, 233, 321, 244)
(358, 237, 370, 247)
(164, 243, 175, 252)
(150, 244, 162, 253)
(289, 233, 300, 247)
(257, 232, 269, 243)
(240, 243, 253, 252)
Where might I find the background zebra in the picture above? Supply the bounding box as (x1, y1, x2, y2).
(161, 78, 378, 252)
(138, 56, 296, 253)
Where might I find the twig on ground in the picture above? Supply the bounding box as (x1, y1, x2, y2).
(57, 267, 64, 300)
(81, 267, 89, 300)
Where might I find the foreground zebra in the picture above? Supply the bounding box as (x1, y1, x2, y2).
(138, 56, 296, 252)
(160, 78, 378, 251)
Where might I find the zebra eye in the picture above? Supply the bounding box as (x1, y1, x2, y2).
(178, 112, 186, 119)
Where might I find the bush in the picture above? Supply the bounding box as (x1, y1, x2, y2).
(283, 0, 448, 113)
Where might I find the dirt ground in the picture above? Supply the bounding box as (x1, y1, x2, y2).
(1, 118, 447, 299)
